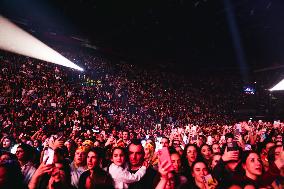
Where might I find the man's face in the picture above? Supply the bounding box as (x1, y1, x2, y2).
(74, 150, 87, 166)
(227, 137, 233, 143)
(160, 138, 169, 147)
(128, 144, 144, 167)
(87, 151, 100, 170)
(123, 132, 129, 140)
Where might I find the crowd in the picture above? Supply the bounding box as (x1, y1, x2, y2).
(0, 49, 284, 189)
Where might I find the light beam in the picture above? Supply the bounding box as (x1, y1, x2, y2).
(270, 79, 284, 91)
(0, 16, 83, 71)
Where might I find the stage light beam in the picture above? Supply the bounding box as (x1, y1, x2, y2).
(0, 15, 83, 71)
(270, 79, 284, 91)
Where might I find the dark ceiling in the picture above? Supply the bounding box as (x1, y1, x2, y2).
(1, 0, 284, 71)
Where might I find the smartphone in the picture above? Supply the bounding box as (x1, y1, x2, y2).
(192, 134, 197, 141)
(158, 147, 174, 172)
(43, 148, 55, 165)
(227, 141, 238, 151)
(202, 174, 215, 188)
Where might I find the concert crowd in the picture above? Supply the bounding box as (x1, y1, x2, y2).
(0, 49, 284, 189)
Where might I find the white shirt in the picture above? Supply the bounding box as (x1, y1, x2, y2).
(21, 161, 36, 185)
(108, 163, 146, 189)
(70, 162, 88, 188)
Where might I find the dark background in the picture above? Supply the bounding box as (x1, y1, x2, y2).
(1, 0, 284, 73)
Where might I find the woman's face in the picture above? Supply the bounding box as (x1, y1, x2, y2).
(144, 147, 151, 159)
(211, 154, 221, 169)
(186, 146, 197, 164)
(274, 146, 282, 161)
(212, 144, 221, 154)
(16, 147, 25, 161)
(192, 162, 209, 183)
(243, 153, 262, 180)
(112, 149, 126, 166)
(171, 153, 181, 173)
(2, 138, 11, 148)
(201, 145, 212, 160)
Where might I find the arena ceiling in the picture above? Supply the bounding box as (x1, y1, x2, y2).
(1, 0, 284, 72)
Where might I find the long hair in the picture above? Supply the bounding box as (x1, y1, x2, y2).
(0, 160, 26, 189)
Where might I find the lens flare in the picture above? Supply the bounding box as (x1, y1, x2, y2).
(0, 16, 83, 71)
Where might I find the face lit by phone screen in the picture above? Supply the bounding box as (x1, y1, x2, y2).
(192, 162, 209, 183)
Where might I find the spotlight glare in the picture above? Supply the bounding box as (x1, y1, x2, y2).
(0, 16, 83, 71)
(270, 79, 284, 91)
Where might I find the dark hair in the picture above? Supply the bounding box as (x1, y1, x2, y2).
(1, 136, 15, 151)
(128, 139, 144, 156)
(111, 147, 129, 166)
(0, 160, 26, 189)
(225, 133, 234, 140)
(267, 145, 282, 164)
(111, 146, 127, 157)
(181, 144, 200, 165)
(17, 143, 34, 161)
(200, 144, 212, 153)
(236, 150, 264, 176)
(0, 151, 17, 161)
(169, 147, 179, 155)
(89, 147, 105, 160)
(129, 139, 142, 146)
(241, 151, 259, 165)
(161, 136, 169, 142)
(181, 144, 202, 179)
(55, 159, 72, 186)
(190, 160, 210, 174)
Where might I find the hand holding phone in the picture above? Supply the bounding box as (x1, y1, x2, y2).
(158, 147, 174, 172)
(227, 141, 238, 151)
(43, 148, 54, 165)
(203, 174, 217, 189)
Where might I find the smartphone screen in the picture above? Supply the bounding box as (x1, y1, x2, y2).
(158, 147, 174, 172)
(227, 141, 238, 151)
(43, 148, 54, 165)
(202, 174, 215, 188)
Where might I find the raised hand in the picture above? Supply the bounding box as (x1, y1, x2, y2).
(222, 147, 239, 162)
(158, 160, 172, 179)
